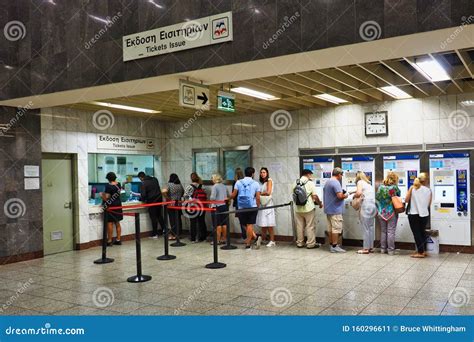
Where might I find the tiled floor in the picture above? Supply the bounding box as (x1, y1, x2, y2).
(0, 238, 473, 316)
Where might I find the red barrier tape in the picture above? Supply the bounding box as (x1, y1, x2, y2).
(106, 200, 175, 211)
(107, 210, 136, 217)
(179, 200, 226, 205)
(167, 206, 217, 212)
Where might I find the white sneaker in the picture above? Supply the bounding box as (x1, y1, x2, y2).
(150, 235, 159, 239)
(255, 236, 262, 249)
(330, 245, 346, 253)
(266, 241, 276, 247)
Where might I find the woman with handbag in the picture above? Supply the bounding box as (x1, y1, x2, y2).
(256, 167, 276, 247)
(352, 172, 376, 254)
(375, 172, 401, 255)
(405, 173, 431, 258)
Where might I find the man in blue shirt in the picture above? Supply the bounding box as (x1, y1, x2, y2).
(323, 167, 348, 253)
(229, 167, 261, 250)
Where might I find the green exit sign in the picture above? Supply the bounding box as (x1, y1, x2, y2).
(217, 91, 235, 112)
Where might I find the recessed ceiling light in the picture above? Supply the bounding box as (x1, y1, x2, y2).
(230, 87, 280, 101)
(89, 101, 161, 114)
(313, 93, 348, 104)
(413, 59, 450, 82)
(460, 100, 474, 107)
(148, 0, 164, 9)
(379, 86, 412, 99)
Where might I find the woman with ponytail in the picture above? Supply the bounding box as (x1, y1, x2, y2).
(405, 172, 432, 258)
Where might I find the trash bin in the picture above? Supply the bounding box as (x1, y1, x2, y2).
(425, 229, 439, 255)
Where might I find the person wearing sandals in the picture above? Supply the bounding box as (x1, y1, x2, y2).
(163, 173, 184, 241)
(376, 172, 401, 255)
(352, 171, 376, 254)
(257, 167, 276, 247)
(101, 172, 123, 246)
(405, 173, 432, 258)
(210, 173, 229, 245)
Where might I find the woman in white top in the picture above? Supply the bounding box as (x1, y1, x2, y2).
(256, 168, 276, 247)
(405, 172, 432, 258)
(352, 171, 376, 254)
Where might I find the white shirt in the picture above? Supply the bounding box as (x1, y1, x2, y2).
(409, 185, 431, 217)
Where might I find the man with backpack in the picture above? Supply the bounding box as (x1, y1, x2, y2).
(293, 169, 323, 249)
(138, 171, 167, 238)
(229, 167, 261, 250)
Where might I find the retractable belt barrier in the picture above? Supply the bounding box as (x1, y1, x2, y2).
(93, 199, 295, 278)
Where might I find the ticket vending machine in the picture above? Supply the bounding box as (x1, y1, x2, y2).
(382, 154, 420, 242)
(341, 156, 375, 241)
(301, 157, 334, 238)
(429, 153, 471, 246)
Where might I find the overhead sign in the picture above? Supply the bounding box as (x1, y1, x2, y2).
(123, 12, 233, 62)
(217, 91, 235, 112)
(179, 80, 210, 110)
(97, 134, 155, 151)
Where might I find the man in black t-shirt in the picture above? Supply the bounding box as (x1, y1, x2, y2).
(138, 172, 167, 238)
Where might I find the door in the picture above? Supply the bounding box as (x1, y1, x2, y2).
(42, 157, 74, 255)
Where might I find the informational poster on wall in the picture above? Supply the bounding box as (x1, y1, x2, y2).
(123, 12, 233, 61)
(97, 134, 155, 152)
(194, 151, 218, 181)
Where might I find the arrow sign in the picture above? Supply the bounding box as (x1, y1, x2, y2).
(197, 92, 208, 105)
(179, 80, 210, 111)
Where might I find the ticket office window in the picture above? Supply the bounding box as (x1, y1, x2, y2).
(88, 153, 155, 204)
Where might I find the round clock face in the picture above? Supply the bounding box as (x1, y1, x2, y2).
(365, 112, 388, 136)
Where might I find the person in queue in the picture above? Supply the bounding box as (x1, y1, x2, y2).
(163, 173, 184, 240)
(210, 173, 229, 245)
(101, 172, 123, 246)
(229, 167, 261, 250)
(183, 172, 208, 242)
(405, 172, 432, 258)
(293, 169, 322, 249)
(352, 171, 376, 254)
(375, 171, 401, 255)
(138, 171, 167, 239)
(232, 168, 247, 241)
(257, 167, 276, 247)
(323, 167, 348, 253)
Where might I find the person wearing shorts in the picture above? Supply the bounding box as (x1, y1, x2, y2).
(323, 167, 348, 253)
(229, 167, 261, 250)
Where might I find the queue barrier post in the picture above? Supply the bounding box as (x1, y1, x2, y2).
(170, 201, 186, 247)
(220, 206, 237, 250)
(157, 204, 177, 261)
(94, 210, 114, 264)
(205, 207, 226, 269)
(127, 213, 152, 283)
(290, 201, 296, 243)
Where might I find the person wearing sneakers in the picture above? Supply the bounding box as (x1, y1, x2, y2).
(229, 167, 262, 250)
(293, 169, 323, 249)
(405, 172, 431, 258)
(323, 167, 348, 253)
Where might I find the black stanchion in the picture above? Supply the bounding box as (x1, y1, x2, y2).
(157, 205, 177, 261)
(290, 201, 296, 243)
(94, 210, 114, 264)
(127, 213, 152, 283)
(170, 203, 186, 247)
(221, 211, 236, 250)
(206, 223, 226, 269)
